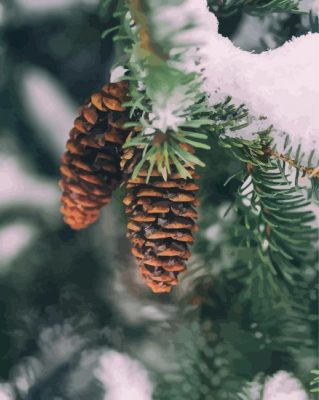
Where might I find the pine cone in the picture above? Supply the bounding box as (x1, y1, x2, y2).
(121, 144, 200, 293)
(60, 81, 130, 229)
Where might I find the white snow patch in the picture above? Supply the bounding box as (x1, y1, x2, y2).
(197, 6, 318, 160)
(20, 67, 77, 159)
(0, 223, 37, 272)
(263, 371, 308, 400)
(95, 351, 153, 400)
(0, 384, 14, 400)
(205, 223, 222, 241)
(110, 66, 127, 83)
(243, 371, 308, 400)
(150, 86, 194, 132)
(0, 154, 59, 213)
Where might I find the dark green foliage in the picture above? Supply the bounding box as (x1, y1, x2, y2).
(152, 135, 317, 399)
(209, 0, 301, 17)
(217, 133, 317, 334)
(237, 165, 316, 281)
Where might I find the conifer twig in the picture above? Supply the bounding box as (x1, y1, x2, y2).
(264, 147, 319, 178)
(129, 0, 153, 53)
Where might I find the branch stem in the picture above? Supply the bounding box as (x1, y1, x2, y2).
(264, 148, 319, 178)
(128, 0, 167, 59)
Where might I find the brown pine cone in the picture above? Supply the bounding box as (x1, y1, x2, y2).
(60, 81, 130, 229)
(121, 144, 200, 293)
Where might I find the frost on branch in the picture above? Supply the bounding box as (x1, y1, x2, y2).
(95, 351, 153, 400)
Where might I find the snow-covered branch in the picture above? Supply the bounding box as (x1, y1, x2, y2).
(140, 0, 319, 164)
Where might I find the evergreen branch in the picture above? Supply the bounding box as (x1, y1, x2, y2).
(153, 261, 314, 399)
(216, 126, 317, 284)
(235, 160, 317, 284)
(113, 0, 213, 180)
(123, 127, 210, 181)
(212, 99, 319, 191)
(109, 0, 318, 186)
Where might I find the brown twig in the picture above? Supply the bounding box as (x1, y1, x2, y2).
(128, 0, 168, 59)
(264, 147, 319, 178)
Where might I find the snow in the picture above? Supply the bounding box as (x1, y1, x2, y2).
(110, 66, 127, 83)
(0, 223, 37, 273)
(148, 0, 319, 164)
(150, 86, 195, 132)
(0, 153, 59, 213)
(21, 67, 77, 159)
(95, 351, 153, 400)
(244, 371, 308, 400)
(263, 371, 308, 400)
(0, 385, 14, 400)
(202, 27, 318, 161)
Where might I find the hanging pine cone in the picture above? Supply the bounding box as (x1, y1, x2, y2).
(60, 81, 130, 229)
(121, 142, 200, 293)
